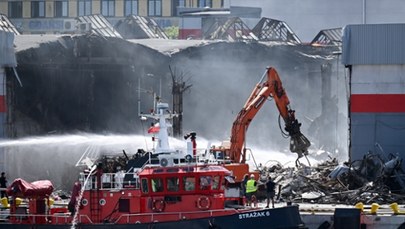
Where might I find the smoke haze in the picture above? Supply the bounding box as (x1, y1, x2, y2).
(227, 0, 405, 42)
(7, 37, 348, 189)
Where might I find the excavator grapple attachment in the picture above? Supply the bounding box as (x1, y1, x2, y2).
(290, 133, 311, 158)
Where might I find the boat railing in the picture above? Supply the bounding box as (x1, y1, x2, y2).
(78, 147, 230, 191)
(0, 212, 70, 224)
(142, 148, 226, 169)
(80, 172, 140, 190)
(51, 213, 73, 224)
(0, 211, 95, 225)
(78, 214, 93, 224)
(112, 208, 240, 224)
(0, 212, 27, 224)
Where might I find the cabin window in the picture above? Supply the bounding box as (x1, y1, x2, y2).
(222, 176, 235, 190)
(212, 176, 220, 190)
(141, 178, 149, 193)
(166, 177, 179, 192)
(183, 176, 195, 191)
(182, 167, 194, 172)
(167, 168, 179, 173)
(199, 176, 212, 190)
(151, 178, 163, 192)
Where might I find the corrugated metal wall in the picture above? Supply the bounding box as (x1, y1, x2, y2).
(0, 69, 6, 171)
(350, 64, 405, 161)
(343, 24, 405, 163)
(0, 31, 16, 173)
(351, 114, 405, 161)
(351, 65, 405, 95)
(0, 31, 17, 67)
(342, 24, 405, 65)
(0, 67, 5, 137)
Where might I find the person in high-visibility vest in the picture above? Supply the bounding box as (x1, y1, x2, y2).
(241, 174, 249, 205)
(245, 174, 257, 207)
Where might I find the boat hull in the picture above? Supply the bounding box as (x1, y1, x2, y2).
(0, 206, 305, 229)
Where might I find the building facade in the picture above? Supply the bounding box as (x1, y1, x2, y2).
(0, 30, 17, 172)
(0, 0, 224, 34)
(342, 24, 405, 164)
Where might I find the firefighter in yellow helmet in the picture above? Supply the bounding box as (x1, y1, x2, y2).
(245, 174, 257, 207)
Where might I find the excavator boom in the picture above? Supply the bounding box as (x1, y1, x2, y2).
(230, 67, 310, 163)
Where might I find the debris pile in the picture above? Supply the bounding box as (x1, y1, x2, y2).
(262, 153, 405, 205)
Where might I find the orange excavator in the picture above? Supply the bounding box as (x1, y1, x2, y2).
(210, 67, 311, 182)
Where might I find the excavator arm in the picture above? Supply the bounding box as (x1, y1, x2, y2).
(230, 67, 311, 164)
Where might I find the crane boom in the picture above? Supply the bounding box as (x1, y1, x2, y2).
(230, 67, 311, 163)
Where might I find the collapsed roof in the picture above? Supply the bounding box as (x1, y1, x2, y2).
(203, 17, 258, 41)
(0, 14, 20, 35)
(311, 28, 342, 46)
(77, 14, 122, 38)
(115, 15, 168, 39)
(251, 17, 301, 43)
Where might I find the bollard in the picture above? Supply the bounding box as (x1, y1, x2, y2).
(390, 203, 401, 214)
(370, 203, 380, 215)
(1, 197, 9, 208)
(354, 202, 364, 212)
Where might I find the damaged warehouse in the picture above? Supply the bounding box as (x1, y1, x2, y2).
(2, 33, 346, 190)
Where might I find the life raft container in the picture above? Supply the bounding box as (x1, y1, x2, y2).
(197, 196, 211, 210)
(152, 199, 165, 212)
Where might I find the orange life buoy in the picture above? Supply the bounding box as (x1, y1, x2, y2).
(197, 196, 211, 210)
(152, 199, 165, 212)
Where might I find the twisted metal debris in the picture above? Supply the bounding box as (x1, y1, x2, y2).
(259, 152, 405, 205)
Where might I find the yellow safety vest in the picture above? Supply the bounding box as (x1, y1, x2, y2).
(246, 179, 257, 193)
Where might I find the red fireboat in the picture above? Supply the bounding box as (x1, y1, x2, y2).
(0, 102, 305, 229)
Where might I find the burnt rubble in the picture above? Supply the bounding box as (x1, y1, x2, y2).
(260, 152, 405, 205)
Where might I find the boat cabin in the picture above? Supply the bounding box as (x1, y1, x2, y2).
(77, 163, 233, 224)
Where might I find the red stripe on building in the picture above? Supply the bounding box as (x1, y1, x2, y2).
(351, 94, 405, 113)
(0, 95, 5, 112)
